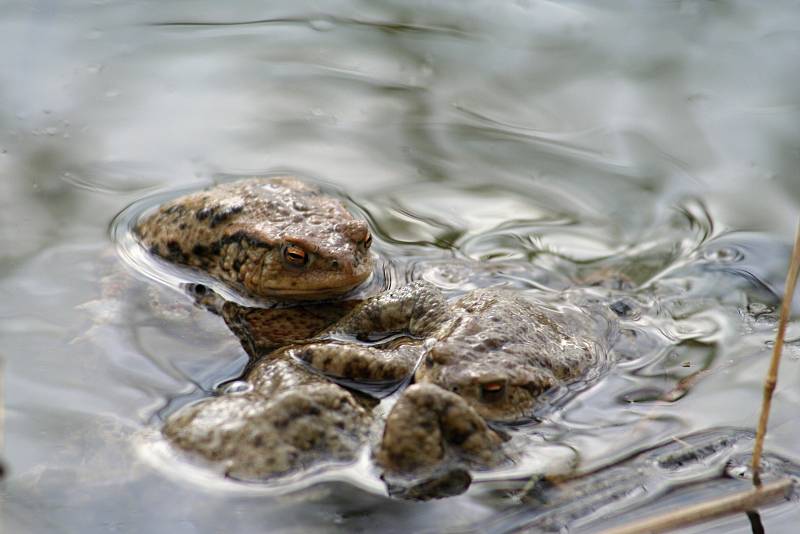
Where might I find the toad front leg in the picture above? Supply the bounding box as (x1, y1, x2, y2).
(290, 342, 422, 383)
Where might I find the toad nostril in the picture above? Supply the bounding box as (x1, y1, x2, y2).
(331, 260, 339, 269)
(190, 283, 207, 296)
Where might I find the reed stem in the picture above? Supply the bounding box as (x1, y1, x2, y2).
(597, 479, 792, 534)
(751, 222, 800, 486)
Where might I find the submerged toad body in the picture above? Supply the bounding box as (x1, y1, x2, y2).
(163, 281, 611, 489)
(135, 177, 374, 299)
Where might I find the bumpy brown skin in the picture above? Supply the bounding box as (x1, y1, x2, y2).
(295, 281, 607, 476)
(374, 384, 504, 474)
(220, 300, 361, 358)
(148, 180, 608, 489)
(302, 281, 603, 422)
(162, 281, 608, 488)
(163, 354, 370, 481)
(290, 342, 421, 382)
(415, 288, 602, 422)
(134, 177, 374, 299)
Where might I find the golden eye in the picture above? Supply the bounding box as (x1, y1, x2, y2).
(282, 244, 308, 266)
(363, 232, 372, 249)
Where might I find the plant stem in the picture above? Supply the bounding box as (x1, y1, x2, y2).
(751, 222, 800, 486)
(597, 479, 792, 534)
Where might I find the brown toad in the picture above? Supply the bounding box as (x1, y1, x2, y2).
(163, 355, 372, 481)
(137, 177, 610, 495)
(300, 282, 609, 477)
(134, 177, 374, 300)
(163, 281, 611, 494)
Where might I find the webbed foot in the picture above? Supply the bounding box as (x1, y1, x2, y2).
(375, 383, 505, 498)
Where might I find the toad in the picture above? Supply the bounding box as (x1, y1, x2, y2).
(134, 177, 374, 300)
(163, 281, 611, 494)
(136, 177, 610, 497)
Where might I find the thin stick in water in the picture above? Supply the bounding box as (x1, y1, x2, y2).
(597, 478, 792, 534)
(751, 221, 800, 486)
(596, 222, 800, 534)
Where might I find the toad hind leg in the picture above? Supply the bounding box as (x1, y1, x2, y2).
(325, 281, 449, 339)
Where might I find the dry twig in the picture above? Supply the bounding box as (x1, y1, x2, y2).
(751, 221, 800, 486)
(597, 478, 792, 534)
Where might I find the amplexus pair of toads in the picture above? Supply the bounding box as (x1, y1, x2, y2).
(134, 176, 611, 498)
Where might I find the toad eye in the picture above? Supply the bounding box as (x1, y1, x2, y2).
(282, 244, 308, 267)
(363, 232, 372, 249)
(480, 380, 507, 403)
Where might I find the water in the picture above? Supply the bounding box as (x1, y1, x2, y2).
(2, 1, 800, 532)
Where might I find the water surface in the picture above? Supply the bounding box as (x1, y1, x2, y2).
(2, 1, 800, 532)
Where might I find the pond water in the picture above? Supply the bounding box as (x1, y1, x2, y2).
(2, 1, 800, 532)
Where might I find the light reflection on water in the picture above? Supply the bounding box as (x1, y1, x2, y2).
(2, 1, 800, 532)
